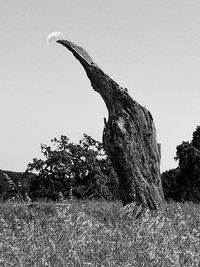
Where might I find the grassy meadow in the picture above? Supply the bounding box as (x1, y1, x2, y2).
(0, 199, 200, 267)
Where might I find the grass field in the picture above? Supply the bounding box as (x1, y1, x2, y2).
(0, 199, 200, 267)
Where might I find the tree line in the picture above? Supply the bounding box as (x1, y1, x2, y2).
(1, 127, 200, 202)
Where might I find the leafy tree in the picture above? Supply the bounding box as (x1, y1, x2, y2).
(162, 126, 200, 202)
(161, 126, 200, 202)
(192, 126, 200, 150)
(27, 134, 120, 201)
(175, 127, 200, 202)
(161, 168, 181, 201)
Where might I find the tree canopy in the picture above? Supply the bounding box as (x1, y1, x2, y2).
(27, 134, 120, 201)
(162, 126, 200, 202)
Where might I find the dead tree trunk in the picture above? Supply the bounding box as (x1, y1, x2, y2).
(57, 39, 165, 211)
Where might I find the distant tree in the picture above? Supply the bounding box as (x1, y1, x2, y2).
(0, 170, 32, 200)
(192, 126, 200, 150)
(27, 134, 120, 201)
(161, 126, 200, 202)
(161, 168, 181, 201)
(175, 127, 200, 202)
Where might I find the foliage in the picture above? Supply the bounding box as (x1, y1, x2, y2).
(162, 126, 200, 202)
(175, 126, 200, 202)
(161, 168, 181, 201)
(0, 170, 33, 201)
(27, 134, 120, 201)
(1, 199, 200, 266)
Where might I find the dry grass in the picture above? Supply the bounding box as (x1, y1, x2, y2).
(0, 199, 200, 266)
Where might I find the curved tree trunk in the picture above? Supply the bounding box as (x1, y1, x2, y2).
(57, 39, 165, 211)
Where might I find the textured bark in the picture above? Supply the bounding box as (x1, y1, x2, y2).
(57, 39, 165, 210)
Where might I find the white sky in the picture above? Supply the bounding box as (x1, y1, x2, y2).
(1, 0, 200, 172)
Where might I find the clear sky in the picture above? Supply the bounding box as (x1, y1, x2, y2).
(1, 0, 200, 172)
